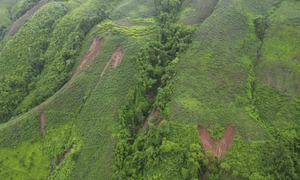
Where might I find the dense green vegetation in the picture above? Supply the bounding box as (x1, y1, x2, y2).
(117, 0, 196, 132)
(0, 0, 45, 40)
(115, 121, 207, 179)
(114, 1, 203, 178)
(11, 0, 42, 20)
(0, 1, 67, 123)
(0, 0, 299, 179)
(0, 0, 108, 123)
(0, 0, 156, 179)
(0, 0, 19, 40)
(170, 0, 300, 178)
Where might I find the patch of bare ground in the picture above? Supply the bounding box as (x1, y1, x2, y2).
(72, 37, 103, 78)
(112, 47, 124, 68)
(143, 111, 160, 128)
(266, 77, 286, 92)
(98, 46, 124, 82)
(40, 111, 45, 136)
(198, 125, 235, 159)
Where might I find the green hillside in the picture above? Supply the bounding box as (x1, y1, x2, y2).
(0, 0, 19, 39)
(0, 0, 299, 179)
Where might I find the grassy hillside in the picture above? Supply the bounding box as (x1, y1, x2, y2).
(170, 0, 276, 139)
(0, 0, 44, 40)
(0, 0, 156, 179)
(11, 0, 42, 20)
(0, 0, 18, 26)
(0, 0, 19, 40)
(0, 0, 299, 179)
(0, 0, 109, 123)
(170, 0, 299, 178)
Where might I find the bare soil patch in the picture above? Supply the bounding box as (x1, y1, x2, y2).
(112, 47, 124, 68)
(198, 125, 235, 159)
(143, 120, 150, 129)
(143, 111, 160, 128)
(98, 46, 124, 82)
(40, 111, 45, 136)
(72, 37, 103, 77)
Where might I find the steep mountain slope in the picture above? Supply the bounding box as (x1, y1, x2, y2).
(170, 0, 300, 178)
(0, 0, 299, 179)
(0, 0, 19, 39)
(0, 0, 155, 179)
(0, 0, 43, 41)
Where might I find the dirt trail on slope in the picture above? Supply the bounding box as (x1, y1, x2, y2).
(99, 47, 124, 81)
(48, 146, 73, 178)
(8, 0, 49, 36)
(72, 37, 103, 78)
(57, 146, 73, 166)
(40, 111, 45, 136)
(198, 125, 235, 159)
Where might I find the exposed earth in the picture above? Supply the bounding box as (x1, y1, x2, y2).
(72, 37, 103, 77)
(198, 125, 235, 159)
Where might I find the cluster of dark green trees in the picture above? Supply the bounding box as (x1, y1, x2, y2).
(115, 121, 208, 179)
(113, 0, 208, 178)
(0, 25, 7, 40)
(265, 127, 300, 179)
(117, 0, 195, 133)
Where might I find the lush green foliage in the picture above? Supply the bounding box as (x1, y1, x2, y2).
(0, 0, 108, 123)
(0, 0, 299, 179)
(0, 0, 157, 179)
(0, 0, 20, 40)
(117, 0, 196, 132)
(114, 0, 204, 179)
(207, 123, 224, 140)
(170, 0, 299, 179)
(0, 2, 68, 122)
(115, 121, 206, 179)
(11, 0, 42, 20)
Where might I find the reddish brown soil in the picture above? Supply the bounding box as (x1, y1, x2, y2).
(72, 37, 103, 77)
(143, 119, 150, 128)
(143, 111, 160, 128)
(40, 112, 45, 136)
(198, 125, 235, 159)
(112, 47, 124, 68)
(98, 46, 124, 82)
(149, 111, 159, 120)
